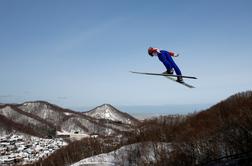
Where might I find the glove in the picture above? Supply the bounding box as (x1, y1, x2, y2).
(174, 53, 180, 57)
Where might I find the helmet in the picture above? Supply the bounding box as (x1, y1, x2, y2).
(148, 47, 157, 56)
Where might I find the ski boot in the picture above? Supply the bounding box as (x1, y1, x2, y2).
(165, 69, 174, 74)
(177, 76, 184, 83)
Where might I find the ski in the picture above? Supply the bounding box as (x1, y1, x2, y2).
(130, 71, 196, 88)
(130, 71, 197, 79)
(163, 74, 195, 88)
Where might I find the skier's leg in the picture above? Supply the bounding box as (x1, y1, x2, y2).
(173, 64, 184, 82)
(166, 56, 182, 76)
(167, 56, 184, 82)
(162, 61, 174, 74)
(172, 62, 182, 76)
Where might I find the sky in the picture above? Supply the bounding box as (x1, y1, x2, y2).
(0, 0, 252, 112)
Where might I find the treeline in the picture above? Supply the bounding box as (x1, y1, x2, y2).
(127, 91, 252, 165)
(127, 115, 188, 143)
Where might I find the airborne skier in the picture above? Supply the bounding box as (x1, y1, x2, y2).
(148, 47, 184, 83)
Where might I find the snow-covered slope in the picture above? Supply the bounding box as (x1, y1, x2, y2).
(0, 101, 138, 137)
(71, 142, 172, 166)
(0, 105, 55, 137)
(18, 101, 67, 124)
(0, 105, 49, 127)
(84, 104, 139, 126)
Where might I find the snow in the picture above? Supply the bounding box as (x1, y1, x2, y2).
(91, 106, 119, 121)
(56, 130, 71, 135)
(0, 106, 14, 117)
(0, 134, 67, 165)
(56, 130, 90, 140)
(18, 101, 66, 125)
(71, 142, 172, 166)
(63, 112, 72, 116)
(84, 104, 137, 125)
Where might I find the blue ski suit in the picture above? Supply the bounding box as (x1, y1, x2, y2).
(157, 50, 182, 76)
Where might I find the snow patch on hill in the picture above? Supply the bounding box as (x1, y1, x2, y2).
(84, 104, 139, 125)
(71, 142, 172, 166)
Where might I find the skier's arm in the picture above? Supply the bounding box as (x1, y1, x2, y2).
(168, 51, 179, 57)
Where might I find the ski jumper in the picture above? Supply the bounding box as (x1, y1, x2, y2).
(157, 50, 182, 76)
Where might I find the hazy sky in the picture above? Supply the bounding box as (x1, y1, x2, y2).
(1, 0, 252, 108)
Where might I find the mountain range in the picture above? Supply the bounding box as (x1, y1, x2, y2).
(0, 101, 139, 138)
(1, 91, 252, 166)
